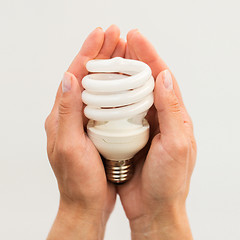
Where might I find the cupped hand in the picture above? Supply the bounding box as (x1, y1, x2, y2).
(117, 30, 197, 239)
(45, 25, 126, 239)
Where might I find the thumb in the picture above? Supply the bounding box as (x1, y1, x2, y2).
(154, 70, 185, 138)
(57, 72, 85, 145)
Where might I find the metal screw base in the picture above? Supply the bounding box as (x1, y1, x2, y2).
(103, 159, 134, 184)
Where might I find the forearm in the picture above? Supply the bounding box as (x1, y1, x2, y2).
(47, 201, 106, 240)
(130, 204, 193, 240)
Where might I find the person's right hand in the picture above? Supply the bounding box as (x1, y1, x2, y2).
(45, 25, 126, 240)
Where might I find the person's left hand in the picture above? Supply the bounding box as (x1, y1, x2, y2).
(117, 30, 196, 239)
(45, 25, 126, 240)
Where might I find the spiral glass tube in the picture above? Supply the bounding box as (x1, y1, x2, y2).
(82, 57, 154, 183)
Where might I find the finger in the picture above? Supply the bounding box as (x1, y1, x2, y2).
(126, 29, 138, 60)
(125, 44, 131, 59)
(44, 82, 63, 154)
(127, 30, 182, 101)
(56, 72, 85, 147)
(45, 111, 58, 155)
(154, 70, 186, 138)
(127, 30, 168, 78)
(67, 27, 105, 87)
(111, 38, 126, 58)
(96, 24, 120, 59)
(127, 30, 192, 124)
(49, 84, 62, 115)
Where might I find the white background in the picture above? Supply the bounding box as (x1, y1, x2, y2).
(0, 0, 240, 239)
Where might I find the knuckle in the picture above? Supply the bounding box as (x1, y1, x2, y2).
(55, 141, 81, 159)
(191, 135, 197, 153)
(166, 92, 182, 113)
(58, 99, 72, 116)
(168, 99, 181, 113)
(44, 114, 51, 132)
(172, 137, 189, 156)
(55, 143, 72, 157)
(47, 143, 54, 156)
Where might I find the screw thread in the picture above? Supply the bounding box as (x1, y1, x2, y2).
(103, 159, 134, 184)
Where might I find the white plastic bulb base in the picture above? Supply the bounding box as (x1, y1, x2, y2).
(82, 57, 154, 184)
(87, 118, 150, 183)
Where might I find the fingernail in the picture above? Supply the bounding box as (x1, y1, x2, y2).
(163, 70, 173, 90)
(96, 27, 103, 31)
(62, 72, 72, 93)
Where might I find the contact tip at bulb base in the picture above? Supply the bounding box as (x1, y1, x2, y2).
(103, 158, 134, 184)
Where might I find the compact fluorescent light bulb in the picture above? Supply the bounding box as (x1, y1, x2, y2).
(82, 57, 154, 183)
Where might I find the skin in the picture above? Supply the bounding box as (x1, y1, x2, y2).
(45, 25, 196, 240)
(45, 25, 125, 240)
(118, 30, 197, 239)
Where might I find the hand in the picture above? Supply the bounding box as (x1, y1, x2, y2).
(117, 30, 197, 240)
(45, 25, 125, 240)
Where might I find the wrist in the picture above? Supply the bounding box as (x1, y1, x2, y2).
(130, 201, 193, 240)
(47, 199, 107, 240)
